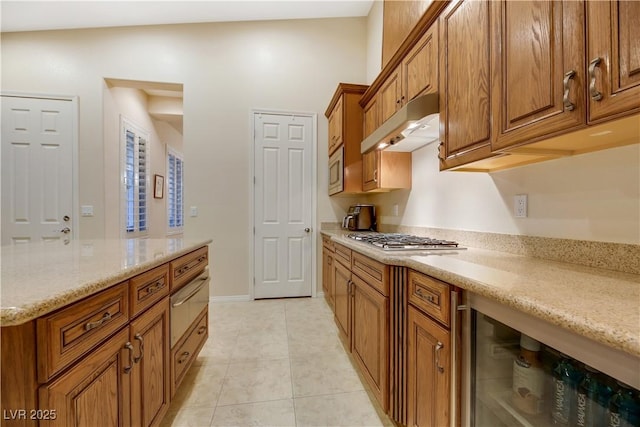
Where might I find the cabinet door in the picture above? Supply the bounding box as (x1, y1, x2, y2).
(328, 97, 343, 155)
(333, 259, 351, 349)
(39, 328, 131, 427)
(351, 274, 389, 411)
(587, 0, 640, 123)
(439, 0, 495, 169)
(407, 305, 450, 427)
(363, 97, 379, 139)
(382, 0, 432, 68)
(130, 299, 170, 427)
(492, 0, 585, 151)
(362, 150, 379, 191)
(402, 24, 438, 102)
(380, 66, 403, 124)
(322, 248, 335, 310)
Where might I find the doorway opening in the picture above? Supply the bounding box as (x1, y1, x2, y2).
(103, 78, 184, 239)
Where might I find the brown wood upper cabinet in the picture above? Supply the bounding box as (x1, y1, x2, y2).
(491, 0, 586, 151)
(328, 96, 343, 156)
(382, 0, 432, 68)
(586, 0, 640, 123)
(377, 25, 439, 127)
(438, 0, 497, 170)
(362, 149, 412, 192)
(325, 83, 368, 195)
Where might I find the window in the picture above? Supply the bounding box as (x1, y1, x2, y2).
(122, 118, 149, 237)
(167, 148, 184, 232)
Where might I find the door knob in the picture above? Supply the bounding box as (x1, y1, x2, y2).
(304, 228, 312, 233)
(60, 227, 71, 234)
(63, 215, 70, 222)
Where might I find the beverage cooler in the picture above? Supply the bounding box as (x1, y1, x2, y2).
(463, 294, 640, 427)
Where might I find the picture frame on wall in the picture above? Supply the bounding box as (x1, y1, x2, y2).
(154, 174, 164, 199)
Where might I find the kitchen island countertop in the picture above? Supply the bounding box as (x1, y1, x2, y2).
(0, 238, 212, 326)
(322, 230, 640, 358)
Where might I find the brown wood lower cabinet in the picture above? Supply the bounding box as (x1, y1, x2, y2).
(351, 273, 389, 412)
(407, 303, 451, 427)
(130, 298, 170, 427)
(322, 236, 335, 311)
(325, 240, 390, 411)
(1, 247, 209, 427)
(332, 256, 352, 348)
(38, 327, 132, 427)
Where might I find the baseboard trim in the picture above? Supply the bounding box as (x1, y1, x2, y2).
(209, 295, 251, 303)
(316, 291, 325, 298)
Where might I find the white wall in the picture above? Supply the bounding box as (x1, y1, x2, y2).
(1, 17, 368, 297)
(366, 0, 383, 84)
(364, 4, 640, 245)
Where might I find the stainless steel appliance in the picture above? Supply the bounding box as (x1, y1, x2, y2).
(342, 205, 376, 231)
(170, 267, 210, 347)
(347, 232, 462, 250)
(462, 293, 640, 427)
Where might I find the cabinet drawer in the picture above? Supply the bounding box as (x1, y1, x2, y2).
(171, 307, 208, 396)
(322, 235, 334, 252)
(37, 282, 129, 382)
(130, 264, 169, 318)
(170, 247, 208, 292)
(407, 270, 451, 327)
(352, 251, 389, 297)
(333, 243, 352, 267)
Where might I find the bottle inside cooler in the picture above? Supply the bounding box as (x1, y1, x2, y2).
(472, 313, 640, 427)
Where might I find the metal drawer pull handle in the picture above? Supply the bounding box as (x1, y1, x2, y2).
(415, 288, 434, 303)
(437, 142, 445, 162)
(435, 342, 445, 373)
(85, 312, 112, 331)
(588, 57, 603, 101)
(563, 70, 577, 111)
(172, 280, 207, 307)
(124, 342, 134, 373)
(178, 351, 190, 364)
(134, 333, 144, 363)
(146, 281, 164, 294)
(197, 256, 206, 262)
(197, 326, 207, 335)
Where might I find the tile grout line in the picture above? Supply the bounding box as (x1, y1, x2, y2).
(284, 300, 299, 427)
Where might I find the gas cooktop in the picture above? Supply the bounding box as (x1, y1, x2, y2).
(347, 233, 464, 251)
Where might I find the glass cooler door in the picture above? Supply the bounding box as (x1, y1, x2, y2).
(471, 311, 640, 427)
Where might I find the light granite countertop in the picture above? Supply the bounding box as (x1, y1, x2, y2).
(0, 238, 212, 327)
(322, 230, 640, 358)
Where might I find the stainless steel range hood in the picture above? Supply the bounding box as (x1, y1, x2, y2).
(361, 93, 440, 154)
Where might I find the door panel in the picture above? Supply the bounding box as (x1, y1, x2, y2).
(333, 260, 351, 347)
(352, 274, 389, 411)
(254, 113, 314, 298)
(587, 0, 640, 122)
(492, 0, 585, 151)
(1, 96, 74, 245)
(407, 306, 450, 427)
(440, 0, 492, 157)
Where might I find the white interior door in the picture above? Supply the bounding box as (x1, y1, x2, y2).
(1, 95, 75, 245)
(254, 112, 314, 298)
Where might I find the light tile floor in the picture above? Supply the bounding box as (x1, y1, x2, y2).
(161, 297, 393, 427)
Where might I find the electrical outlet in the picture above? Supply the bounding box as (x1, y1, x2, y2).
(514, 194, 528, 218)
(393, 204, 399, 216)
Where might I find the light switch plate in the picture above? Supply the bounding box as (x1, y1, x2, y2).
(190, 206, 198, 217)
(81, 205, 94, 217)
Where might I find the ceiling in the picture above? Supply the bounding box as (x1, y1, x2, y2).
(1, 0, 374, 33)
